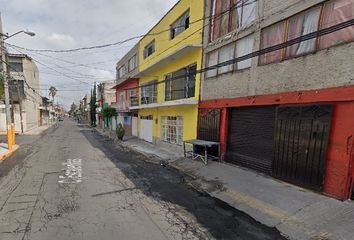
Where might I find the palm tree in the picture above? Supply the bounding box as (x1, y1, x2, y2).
(49, 86, 57, 103)
(49, 86, 57, 121)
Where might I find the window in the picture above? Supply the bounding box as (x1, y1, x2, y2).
(286, 7, 321, 58)
(218, 43, 234, 74)
(144, 40, 155, 58)
(237, 0, 256, 28)
(117, 65, 127, 79)
(128, 89, 139, 106)
(259, 22, 286, 65)
(210, 0, 257, 42)
(165, 64, 196, 101)
(128, 55, 137, 72)
(259, 0, 354, 65)
(141, 80, 157, 104)
(9, 62, 23, 72)
(171, 10, 190, 39)
(206, 50, 218, 78)
(118, 91, 126, 109)
(236, 34, 254, 69)
(161, 116, 183, 145)
(319, 0, 354, 49)
(205, 34, 254, 77)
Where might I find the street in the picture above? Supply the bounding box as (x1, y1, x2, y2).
(0, 120, 286, 240)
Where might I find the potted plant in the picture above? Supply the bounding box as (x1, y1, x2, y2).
(116, 123, 125, 141)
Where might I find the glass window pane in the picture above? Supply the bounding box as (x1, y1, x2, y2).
(220, 0, 231, 36)
(319, 0, 354, 49)
(259, 21, 286, 65)
(210, 0, 222, 41)
(206, 50, 218, 78)
(230, 0, 239, 30)
(240, 0, 256, 27)
(236, 34, 254, 69)
(286, 7, 320, 57)
(218, 43, 234, 74)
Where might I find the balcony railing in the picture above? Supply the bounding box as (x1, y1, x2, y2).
(130, 96, 139, 107)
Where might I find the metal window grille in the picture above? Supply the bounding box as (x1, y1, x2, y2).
(161, 116, 183, 145)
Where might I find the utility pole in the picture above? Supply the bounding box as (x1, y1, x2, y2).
(0, 13, 12, 127)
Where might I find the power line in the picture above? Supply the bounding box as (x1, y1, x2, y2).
(6, 44, 94, 85)
(120, 18, 354, 92)
(6, 0, 256, 53)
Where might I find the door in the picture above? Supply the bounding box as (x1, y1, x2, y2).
(226, 106, 276, 174)
(273, 105, 332, 191)
(139, 116, 153, 143)
(132, 116, 138, 137)
(197, 109, 220, 142)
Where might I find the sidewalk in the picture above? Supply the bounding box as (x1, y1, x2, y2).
(95, 128, 354, 240)
(22, 124, 54, 136)
(0, 143, 19, 161)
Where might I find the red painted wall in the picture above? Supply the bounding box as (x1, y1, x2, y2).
(200, 86, 354, 199)
(324, 102, 354, 200)
(114, 79, 139, 105)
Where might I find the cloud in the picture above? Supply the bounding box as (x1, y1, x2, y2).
(46, 33, 76, 49)
(0, 0, 178, 107)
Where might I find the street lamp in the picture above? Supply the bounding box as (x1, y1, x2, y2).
(2, 30, 36, 40)
(0, 14, 35, 144)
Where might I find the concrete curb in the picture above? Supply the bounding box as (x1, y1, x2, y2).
(0, 144, 20, 162)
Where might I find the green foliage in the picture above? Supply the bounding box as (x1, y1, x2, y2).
(49, 86, 57, 101)
(90, 83, 97, 127)
(101, 105, 116, 118)
(0, 74, 4, 100)
(116, 123, 125, 141)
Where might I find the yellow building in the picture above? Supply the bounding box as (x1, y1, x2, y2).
(130, 0, 204, 148)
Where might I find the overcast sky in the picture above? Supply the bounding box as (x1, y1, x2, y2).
(0, 0, 178, 109)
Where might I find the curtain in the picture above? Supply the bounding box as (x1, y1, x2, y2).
(238, 0, 256, 28)
(286, 7, 320, 57)
(211, 0, 222, 41)
(220, 0, 231, 37)
(259, 22, 286, 65)
(231, 0, 239, 30)
(236, 34, 254, 69)
(320, 0, 354, 49)
(206, 50, 218, 78)
(218, 43, 235, 74)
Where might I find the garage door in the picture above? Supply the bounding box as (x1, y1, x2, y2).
(273, 105, 332, 191)
(139, 115, 153, 143)
(226, 106, 276, 174)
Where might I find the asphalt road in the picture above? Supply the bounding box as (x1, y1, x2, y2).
(0, 120, 286, 240)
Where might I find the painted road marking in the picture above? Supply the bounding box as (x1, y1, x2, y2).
(58, 159, 82, 184)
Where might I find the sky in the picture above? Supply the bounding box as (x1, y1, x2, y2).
(0, 0, 178, 109)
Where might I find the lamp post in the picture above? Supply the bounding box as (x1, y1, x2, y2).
(0, 13, 35, 142)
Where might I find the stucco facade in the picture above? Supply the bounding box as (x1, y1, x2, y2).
(200, 0, 354, 200)
(0, 54, 41, 133)
(134, 0, 204, 147)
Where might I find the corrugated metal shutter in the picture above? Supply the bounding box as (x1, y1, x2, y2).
(226, 106, 276, 174)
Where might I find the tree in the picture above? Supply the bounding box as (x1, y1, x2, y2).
(69, 102, 77, 116)
(90, 83, 97, 127)
(49, 86, 57, 103)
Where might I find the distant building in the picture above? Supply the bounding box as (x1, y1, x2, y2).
(0, 53, 42, 133)
(112, 43, 140, 137)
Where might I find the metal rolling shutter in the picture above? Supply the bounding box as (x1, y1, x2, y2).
(226, 106, 276, 174)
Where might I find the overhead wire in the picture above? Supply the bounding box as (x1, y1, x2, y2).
(120, 17, 354, 92)
(5, 0, 258, 53)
